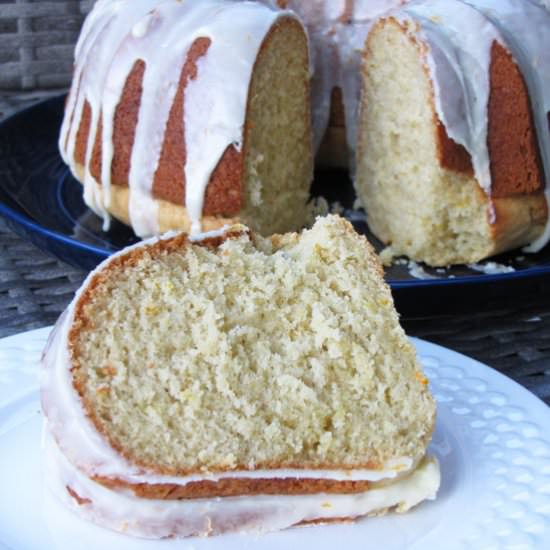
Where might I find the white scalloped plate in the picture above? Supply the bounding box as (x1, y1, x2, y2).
(1, 328, 550, 550)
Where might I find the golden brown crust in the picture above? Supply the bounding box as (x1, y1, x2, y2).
(436, 121, 475, 177)
(73, 16, 307, 233)
(66, 486, 91, 506)
(90, 60, 145, 189)
(372, 17, 547, 261)
(490, 191, 548, 254)
(74, 100, 91, 167)
(487, 41, 545, 198)
(435, 40, 545, 199)
(95, 476, 371, 500)
(152, 37, 211, 206)
(152, 37, 243, 216)
(419, 28, 548, 255)
(82, 40, 244, 218)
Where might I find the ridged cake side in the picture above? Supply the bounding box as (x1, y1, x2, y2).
(61, 0, 312, 237)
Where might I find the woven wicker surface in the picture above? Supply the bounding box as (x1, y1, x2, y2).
(0, 217, 83, 333)
(0, 0, 92, 91)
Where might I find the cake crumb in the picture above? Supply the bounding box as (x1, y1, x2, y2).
(467, 261, 515, 275)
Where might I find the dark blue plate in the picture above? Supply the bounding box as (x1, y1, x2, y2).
(1, 95, 550, 295)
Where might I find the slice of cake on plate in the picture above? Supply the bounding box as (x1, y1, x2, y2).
(41, 215, 440, 538)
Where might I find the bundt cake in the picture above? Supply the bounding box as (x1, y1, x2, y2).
(41, 215, 440, 538)
(59, 0, 313, 238)
(60, 0, 550, 266)
(356, 0, 550, 266)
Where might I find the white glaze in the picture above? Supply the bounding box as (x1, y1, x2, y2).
(46, 434, 440, 539)
(352, 0, 407, 21)
(281, 0, 550, 250)
(60, 0, 164, 230)
(63, 0, 550, 253)
(277, 1, 347, 26)
(60, 0, 290, 237)
(188, 225, 232, 242)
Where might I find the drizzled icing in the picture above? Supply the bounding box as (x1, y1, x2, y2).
(59, 0, 289, 237)
(399, 1, 502, 197)
(45, 434, 440, 538)
(390, 0, 550, 248)
(275, 0, 550, 250)
(352, 0, 406, 19)
(62, 0, 550, 249)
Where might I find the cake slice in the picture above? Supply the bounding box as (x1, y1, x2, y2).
(41, 215, 439, 538)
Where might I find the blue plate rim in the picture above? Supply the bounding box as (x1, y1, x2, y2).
(0, 200, 111, 258)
